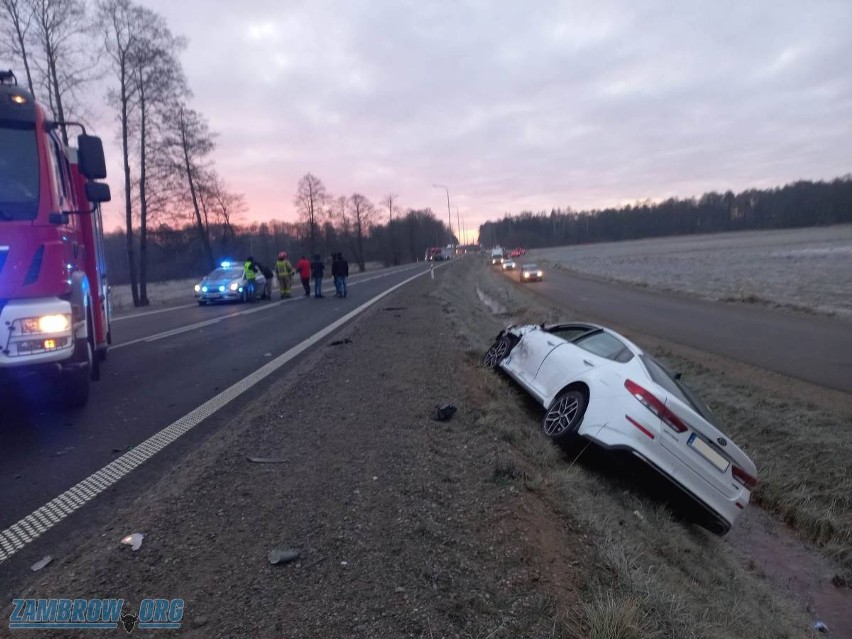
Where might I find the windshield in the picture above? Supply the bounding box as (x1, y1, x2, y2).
(206, 267, 244, 280)
(523, 264, 538, 270)
(0, 124, 39, 221)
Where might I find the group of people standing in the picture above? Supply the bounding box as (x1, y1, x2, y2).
(274, 252, 349, 299)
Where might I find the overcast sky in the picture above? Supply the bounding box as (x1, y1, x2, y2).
(100, 0, 851, 240)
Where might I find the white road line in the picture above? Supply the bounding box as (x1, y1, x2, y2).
(111, 304, 198, 322)
(0, 264, 441, 564)
(110, 265, 425, 350)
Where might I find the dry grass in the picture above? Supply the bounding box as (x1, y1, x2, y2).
(649, 348, 852, 579)
(433, 258, 814, 638)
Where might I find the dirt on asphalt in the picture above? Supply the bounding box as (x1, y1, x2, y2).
(7, 259, 851, 638)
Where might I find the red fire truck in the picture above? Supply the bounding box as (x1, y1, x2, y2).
(0, 70, 112, 407)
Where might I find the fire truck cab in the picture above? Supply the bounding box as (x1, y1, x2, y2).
(0, 70, 112, 407)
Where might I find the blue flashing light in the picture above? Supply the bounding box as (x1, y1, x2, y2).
(218, 285, 225, 292)
(201, 286, 208, 292)
(220, 261, 231, 268)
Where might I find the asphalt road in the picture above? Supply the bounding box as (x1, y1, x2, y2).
(0, 263, 429, 568)
(502, 264, 852, 393)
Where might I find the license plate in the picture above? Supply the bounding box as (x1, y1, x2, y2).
(688, 433, 730, 472)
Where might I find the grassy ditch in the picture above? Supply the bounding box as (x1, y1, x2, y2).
(456, 258, 852, 582)
(436, 260, 814, 637)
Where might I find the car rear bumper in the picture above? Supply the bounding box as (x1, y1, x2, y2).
(579, 411, 746, 531)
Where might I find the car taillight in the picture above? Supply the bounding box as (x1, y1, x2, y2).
(624, 379, 688, 433)
(732, 466, 758, 490)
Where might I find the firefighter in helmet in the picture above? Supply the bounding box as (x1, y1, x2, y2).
(276, 251, 294, 298)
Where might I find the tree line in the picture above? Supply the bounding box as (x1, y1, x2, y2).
(478, 176, 852, 249)
(101, 196, 455, 285)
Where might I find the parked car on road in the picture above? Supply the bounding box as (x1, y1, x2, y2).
(194, 262, 269, 305)
(482, 322, 757, 534)
(520, 264, 543, 282)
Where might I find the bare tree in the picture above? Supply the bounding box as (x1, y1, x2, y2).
(294, 173, 329, 255)
(98, 0, 142, 305)
(167, 104, 216, 269)
(28, 0, 94, 144)
(199, 169, 246, 250)
(348, 193, 374, 272)
(130, 6, 187, 304)
(1, 0, 37, 95)
(382, 193, 398, 265)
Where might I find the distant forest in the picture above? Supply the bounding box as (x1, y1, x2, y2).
(478, 176, 852, 249)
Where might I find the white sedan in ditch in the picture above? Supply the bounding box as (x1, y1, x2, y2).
(483, 322, 757, 534)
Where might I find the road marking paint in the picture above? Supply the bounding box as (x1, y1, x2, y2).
(110, 264, 426, 350)
(111, 304, 197, 322)
(0, 263, 444, 564)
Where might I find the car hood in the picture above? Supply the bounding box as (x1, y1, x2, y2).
(201, 277, 242, 288)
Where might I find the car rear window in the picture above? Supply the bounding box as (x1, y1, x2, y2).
(574, 331, 633, 362)
(640, 355, 721, 428)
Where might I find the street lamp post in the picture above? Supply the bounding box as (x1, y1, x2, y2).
(432, 184, 453, 244)
(454, 207, 463, 246)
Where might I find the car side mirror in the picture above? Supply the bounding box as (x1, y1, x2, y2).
(85, 181, 111, 203)
(77, 134, 107, 180)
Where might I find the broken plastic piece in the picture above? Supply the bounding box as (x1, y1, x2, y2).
(121, 533, 144, 551)
(247, 457, 286, 464)
(813, 621, 829, 634)
(431, 404, 457, 421)
(31, 555, 52, 571)
(268, 549, 300, 565)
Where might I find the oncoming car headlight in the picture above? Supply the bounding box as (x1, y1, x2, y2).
(20, 314, 72, 334)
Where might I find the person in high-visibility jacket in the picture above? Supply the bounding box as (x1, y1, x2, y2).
(243, 256, 257, 302)
(275, 251, 294, 298)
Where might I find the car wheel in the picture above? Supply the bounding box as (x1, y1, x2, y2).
(482, 335, 516, 368)
(542, 388, 587, 441)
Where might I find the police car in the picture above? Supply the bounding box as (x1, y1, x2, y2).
(194, 261, 270, 305)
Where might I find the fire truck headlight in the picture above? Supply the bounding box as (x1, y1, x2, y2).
(38, 314, 71, 333)
(20, 314, 71, 334)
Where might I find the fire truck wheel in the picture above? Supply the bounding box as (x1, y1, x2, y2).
(61, 338, 91, 408)
(88, 311, 100, 381)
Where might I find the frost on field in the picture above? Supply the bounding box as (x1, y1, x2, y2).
(534, 226, 852, 317)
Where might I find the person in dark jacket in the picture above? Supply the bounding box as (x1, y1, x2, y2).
(336, 253, 349, 298)
(331, 253, 343, 298)
(310, 254, 325, 298)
